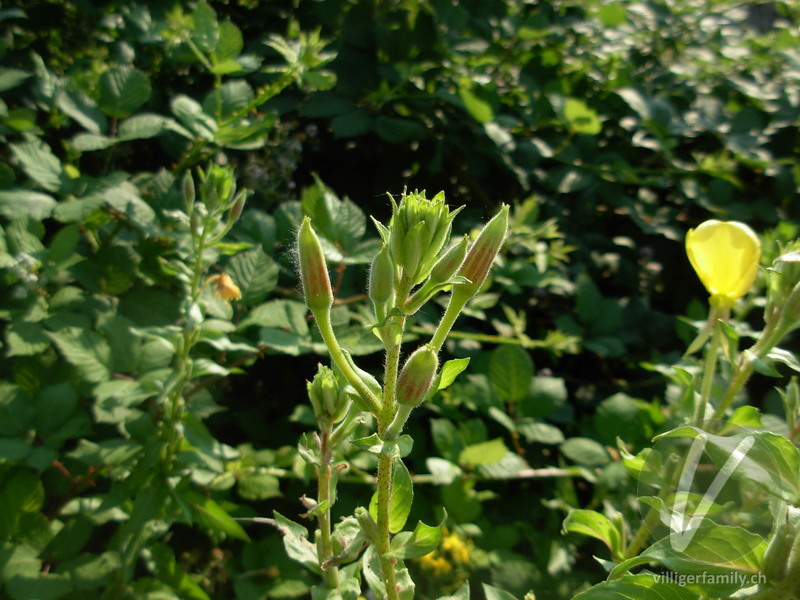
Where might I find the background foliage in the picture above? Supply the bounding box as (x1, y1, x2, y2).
(0, 0, 798, 598)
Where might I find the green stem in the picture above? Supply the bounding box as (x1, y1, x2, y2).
(317, 428, 340, 588)
(375, 452, 398, 600)
(314, 309, 381, 415)
(430, 291, 469, 354)
(694, 306, 723, 424)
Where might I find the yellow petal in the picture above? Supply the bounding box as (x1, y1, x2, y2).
(686, 220, 760, 305)
(214, 273, 242, 301)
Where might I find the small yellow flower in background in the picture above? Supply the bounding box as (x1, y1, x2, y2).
(441, 531, 473, 564)
(685, 219, 761, 308)
(418, 552, 453, 576)
(208, 273, 242, 301)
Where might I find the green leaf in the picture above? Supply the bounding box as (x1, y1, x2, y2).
(237, 471, 281, 501)
(610, 524, 764, 596)
(387, 511, 446, 559)
(563, 509, 623, 559)
(98, 66, 152, 118)
(47, 328, 112, 384)
(369, 459, 413, 534)
(598, 4, 628, 27)
(272, 511, 321, 573)
(489, 345, 533, 401)
(459, 85, 493, 123)
(560, 437, 610, 467)
(191, 1, 219, 54)
(5, 321, 51, 356)
(10, 140, 65, 192)
(56, 88, 108, 134)
(227, 247, 279, 305)
(61, 551, 121, 591)
(482, 584, 519, 600)
(301, 178, 367, 253)
(171, 95, 217, 140)
(438, 358, 470, 390)
(238, 299, 311, 355)
(203, 79, 254, 121)
(0, 67, 31, 91)
(185, 490, 249, 542)
(211, 21, 244, 65)
(352, 434, 413, 458)
(574, 573, 698, 600)
(516, 419, 564, 444)
(655, 426, 800, 503)
(117, 113, 189, 141)
(459, 438, 508, 468)
(564, 98, 602, 135)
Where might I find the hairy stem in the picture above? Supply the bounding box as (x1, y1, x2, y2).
(314, 309, 381, 414)
(317, 428, 340, 588)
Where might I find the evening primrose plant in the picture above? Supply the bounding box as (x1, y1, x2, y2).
(567, 221, 800, 600)
(282, 191, 509, 599)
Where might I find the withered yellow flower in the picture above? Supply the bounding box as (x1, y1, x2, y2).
(209, 273, 242, 301)
(685, 220, 761, 308)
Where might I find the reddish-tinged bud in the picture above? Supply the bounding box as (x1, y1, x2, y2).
(430, 235, 469, 286)
(298, 217, 334, 313)
(396, 345, 439, 407)
(455, 205, 509, 299)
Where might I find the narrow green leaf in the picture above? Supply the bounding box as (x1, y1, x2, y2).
(387, 511, 446, 559)
(438, 358, 470, 390)
(186, 491, 249, 542)
(272, 511, 320, 573)
(369, 459, 414, 534)
(574, 573, 698, 600)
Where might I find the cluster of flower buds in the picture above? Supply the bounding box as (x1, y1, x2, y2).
(307, 364, 352, 425)
(388, 191, 463, 287)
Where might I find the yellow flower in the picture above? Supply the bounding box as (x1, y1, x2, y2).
(418, 552, 453, 576)
(441, 532, 473, 564)
(208, 273, 242, 301)
(685, 220, 761, 308)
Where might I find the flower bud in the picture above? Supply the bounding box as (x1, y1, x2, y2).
(430, 235, 470, 286)
(396, 345, 439, 407)
(685, 219, 761, 308)
(368, 243, 396, 309)
(307, 364, 351, 424)
(454, 204, 509, 300)
(297, 217, 334, 313)
(388, 190, 463, 286)
(182, 171, 195, 208)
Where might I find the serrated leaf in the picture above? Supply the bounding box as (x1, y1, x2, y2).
(10, 140, 65, 192)
(211, 21, 244, 64)
(98, 66, 151, 118)
(482, 584, 519, 600)
(489, 345, 533, 402)
(171, 95, 217, 140)
(5, 321, 51, 356)
(191, 1, 219, 54)
(227, 247, 279, 305)
(47, 328, 112, 384)
(57, 88, 108, 134)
